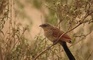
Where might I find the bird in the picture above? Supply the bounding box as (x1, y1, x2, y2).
(40, 23, 75, 60)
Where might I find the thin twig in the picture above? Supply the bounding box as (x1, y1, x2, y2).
(33, 44, 54, 60)
(87, 50, 93, 60)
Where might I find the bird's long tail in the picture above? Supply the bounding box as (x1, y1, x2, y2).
(59, 41, 75, 60)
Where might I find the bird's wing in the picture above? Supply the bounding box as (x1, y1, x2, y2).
(52, 27, 71, 43)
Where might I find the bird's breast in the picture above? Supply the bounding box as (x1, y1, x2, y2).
(44, 30, 56, 42)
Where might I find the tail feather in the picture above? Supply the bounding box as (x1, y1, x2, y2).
(60, 42, 75, 60)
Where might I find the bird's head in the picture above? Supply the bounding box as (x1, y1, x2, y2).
(39, 24, 53, 30)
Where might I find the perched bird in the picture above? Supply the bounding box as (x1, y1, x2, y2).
(40, 23, 75, 60)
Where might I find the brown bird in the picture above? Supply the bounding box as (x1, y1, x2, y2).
(40, 23, 75, 60)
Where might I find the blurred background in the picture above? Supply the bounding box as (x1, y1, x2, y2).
(0, 0, 93, 60)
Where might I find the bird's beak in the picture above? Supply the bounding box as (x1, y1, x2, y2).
(39, 24, 43, 27)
